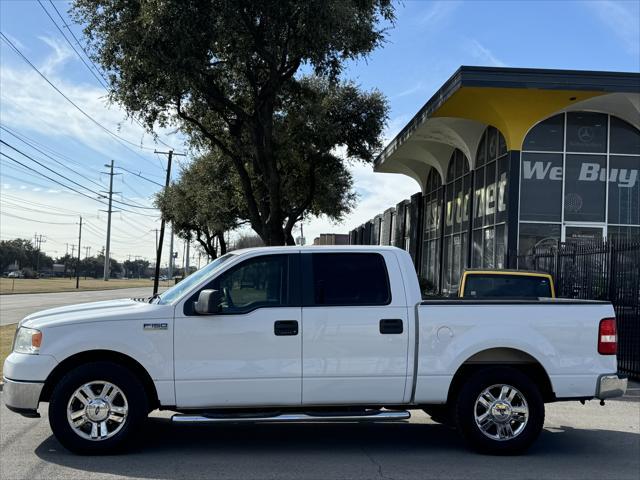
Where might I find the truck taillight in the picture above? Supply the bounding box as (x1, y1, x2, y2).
(598, 318, 617, 355)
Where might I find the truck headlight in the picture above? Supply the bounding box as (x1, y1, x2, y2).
(13, 327, 42, 354)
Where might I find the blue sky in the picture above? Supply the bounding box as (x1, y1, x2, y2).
(1, 0, 639, 265)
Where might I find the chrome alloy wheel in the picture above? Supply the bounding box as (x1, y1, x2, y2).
(66, 381, 129, 441)
(474, 384, 529, 441)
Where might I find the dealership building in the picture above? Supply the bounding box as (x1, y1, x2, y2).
(349, 67, 640, 294)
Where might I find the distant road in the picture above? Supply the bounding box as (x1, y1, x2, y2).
(0, 287, 165, 326)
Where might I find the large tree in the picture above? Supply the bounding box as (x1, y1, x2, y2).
(72, 0, 393, 245)
(155, 152, 244, 258)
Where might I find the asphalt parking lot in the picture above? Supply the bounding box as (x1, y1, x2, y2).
(0, 392, 638, 480)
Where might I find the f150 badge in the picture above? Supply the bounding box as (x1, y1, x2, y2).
(143, 323, 168, 330)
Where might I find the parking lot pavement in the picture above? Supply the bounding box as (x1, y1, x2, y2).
(0, 287, 165, 326)
(0, 395, 638, 480)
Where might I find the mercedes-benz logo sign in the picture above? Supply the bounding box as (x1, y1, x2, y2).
(577, 126, 594, 143)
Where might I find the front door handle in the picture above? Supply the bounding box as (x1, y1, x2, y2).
(274, 320, 299, 336)
(380, 319, 403, 334)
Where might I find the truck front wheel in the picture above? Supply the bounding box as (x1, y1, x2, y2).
(48, 361, 148, 454)
(454, 367, 544, 455)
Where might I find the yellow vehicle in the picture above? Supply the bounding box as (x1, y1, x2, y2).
(459, 269, 556, 299)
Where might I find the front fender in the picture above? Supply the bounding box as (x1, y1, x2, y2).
(39, 318, 175, 405)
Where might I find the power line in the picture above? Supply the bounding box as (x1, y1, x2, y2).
(46, 0, 179, 152)
(1, 140, 158, 211)
(1, 124, 162, 185)
(115, 166, 164, 187)
(1, 192, 88, 215)
(0, 32, 163, 169)
(46, 0, 110, 87)
(0, 199, 78, 217)
(1, 125, 105, 190)
(0, 210, 76, 225)
(37, 0, 109, 90)
(0, 151, 156, 217)
(44, 1, 179, 153)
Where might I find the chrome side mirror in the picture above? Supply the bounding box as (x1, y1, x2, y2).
(194, 289, 222, 315)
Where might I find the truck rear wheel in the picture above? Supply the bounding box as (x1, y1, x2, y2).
(454, 367, 544, 455)
(48, 361, 148, 454)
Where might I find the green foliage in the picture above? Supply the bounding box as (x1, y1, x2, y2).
(72, 0, 393, 245)
(123, 259, 150, 278)
(0, 238, 53, 272)
(155, 152, 243, 258)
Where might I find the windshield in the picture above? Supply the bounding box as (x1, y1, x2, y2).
(155, 253, 234, 304)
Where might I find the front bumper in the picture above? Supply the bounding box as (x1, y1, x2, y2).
(2, 377, 44, 417)
(596, 374, 627, 400)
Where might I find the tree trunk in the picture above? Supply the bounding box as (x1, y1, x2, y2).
(217, 232, 227, 254)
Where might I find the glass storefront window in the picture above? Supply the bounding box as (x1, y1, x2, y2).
(518, 223, 561, 255)
(495, 225, 506, 269)
(483, 227, 495, 268)
(496, 156, 508, 224)
(484, 161, 497, 226)
(564, 154, 606, 222)
(474, 166, 485, 221)
(521, 112, 639, 252)
(520, 152, 563, 222)
(441, 149, 473, 293)
(487, 127, 498, 161)
(608, 155, 640, 225)
(472, 229, 482, 267)
(610, 117, 640, 155)
(608, 226, 640, 242)
(421, 169, 443, 290)
(523, 114, 564, 152)
(566, 112, 608, 153)
(477, 134, 487, 167)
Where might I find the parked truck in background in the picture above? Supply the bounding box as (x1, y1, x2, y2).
(458, 269, 555, 298)
(3, 246, 626, 455)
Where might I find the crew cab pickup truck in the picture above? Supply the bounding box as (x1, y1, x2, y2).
(3, 246, 627, 455)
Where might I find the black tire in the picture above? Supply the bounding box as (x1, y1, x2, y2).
(423, 405, 453, 426)
(454, 367, 544, 455)
(48, 361, 148, 454)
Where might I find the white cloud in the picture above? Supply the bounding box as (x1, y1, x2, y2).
(0, 36, 184, 166)
(419, 1, 460, 26)
(468, 39, 507, 67)
(38, 36, 75, 76)
(585, 0, 640, 56)
(393, 81, 427, 99)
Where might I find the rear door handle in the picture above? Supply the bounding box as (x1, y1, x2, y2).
(379, 319, 403, 334)
(274, 320, 299, 336)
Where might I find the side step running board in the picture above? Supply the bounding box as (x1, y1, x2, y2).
(172, 410, 410, 424)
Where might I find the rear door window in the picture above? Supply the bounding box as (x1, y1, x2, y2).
(304, 253, 391, 306)
(463, 274, 552, 298)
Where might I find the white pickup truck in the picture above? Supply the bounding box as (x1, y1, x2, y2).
(3, 246, 627, 455)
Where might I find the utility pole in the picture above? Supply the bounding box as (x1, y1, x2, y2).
(84, 246, 91, 259)
(153, 149, 185, 295)
(33, 234, 46, 273)
(101, 160, 121, 281)
(185, 239, 190, 276)
(76, 217, 82, 289)
(168, 225, 174, 279)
